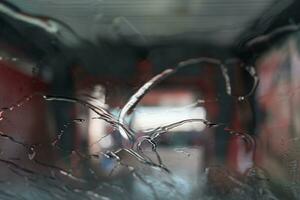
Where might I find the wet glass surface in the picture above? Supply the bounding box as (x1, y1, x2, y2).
(0, 0, 300, 199)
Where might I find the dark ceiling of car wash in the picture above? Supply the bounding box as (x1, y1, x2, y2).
(8, 0, 283, 45)
(1, 0, 298, 78)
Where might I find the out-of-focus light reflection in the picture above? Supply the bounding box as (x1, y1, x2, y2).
(88, 85, 113, 153)
(132, 106, 206, 132)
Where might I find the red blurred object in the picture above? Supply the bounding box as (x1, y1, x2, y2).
(0, 60, 50, 144)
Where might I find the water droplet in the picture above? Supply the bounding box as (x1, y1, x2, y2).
(51, 140, 58, 146)
(32, 67, 38, 76)
(28, 146, 36, 160)
(238, 96, 245, 101)
(73, 119, 85, 123)
(0, 111, 3, 121)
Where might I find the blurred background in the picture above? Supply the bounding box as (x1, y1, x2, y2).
(0, 0, 300, 199)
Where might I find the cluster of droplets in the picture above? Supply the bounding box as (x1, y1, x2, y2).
(1, 21, 299, 199)
(0, 55, 262, 200)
